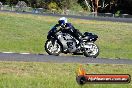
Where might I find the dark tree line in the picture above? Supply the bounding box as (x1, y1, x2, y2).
(98, 0, 132, 14)
(116, 0, 132, 14)
(0, 0, 132, 14)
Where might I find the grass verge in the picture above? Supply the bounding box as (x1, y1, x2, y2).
(0, 61, 131, 88)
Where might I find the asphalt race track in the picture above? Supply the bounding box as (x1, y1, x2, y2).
(0, 53, 132, 64)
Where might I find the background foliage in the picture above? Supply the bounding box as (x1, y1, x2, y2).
(0, 0, 132, 14)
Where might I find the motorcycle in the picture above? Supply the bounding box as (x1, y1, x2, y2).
(45, 28, 99, 58)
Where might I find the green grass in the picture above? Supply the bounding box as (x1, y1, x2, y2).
(0, 62, 131, 88)
(0, 12, 132, 59)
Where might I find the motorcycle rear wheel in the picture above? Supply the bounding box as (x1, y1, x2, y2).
(83, 43, 99, 58)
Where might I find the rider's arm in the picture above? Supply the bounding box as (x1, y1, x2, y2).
(51, 24, 58, 32)
(66, 23, 83, 36)
(65, 23, 72, 29)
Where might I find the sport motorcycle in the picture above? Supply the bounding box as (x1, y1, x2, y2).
(45, 28, 99, 58)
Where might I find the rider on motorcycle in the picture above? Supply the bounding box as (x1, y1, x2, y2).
(50, 17, 83, 47)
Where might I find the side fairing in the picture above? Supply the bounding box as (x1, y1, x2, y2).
(57, 33, 77, 53)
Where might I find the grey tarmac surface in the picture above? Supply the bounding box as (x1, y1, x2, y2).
(0, 53, 132, 64)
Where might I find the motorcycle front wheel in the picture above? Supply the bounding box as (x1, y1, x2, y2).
(45, 40, 62, 56)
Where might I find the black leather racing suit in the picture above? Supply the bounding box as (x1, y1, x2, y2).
(50, 23, 83, 46)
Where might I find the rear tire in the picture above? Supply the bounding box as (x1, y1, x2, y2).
(45, 40, 62, 56)
(83, 43, 99, 58)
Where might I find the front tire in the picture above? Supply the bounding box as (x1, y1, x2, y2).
(83, 43, 99, 58)
(45, 40, 62, 56)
